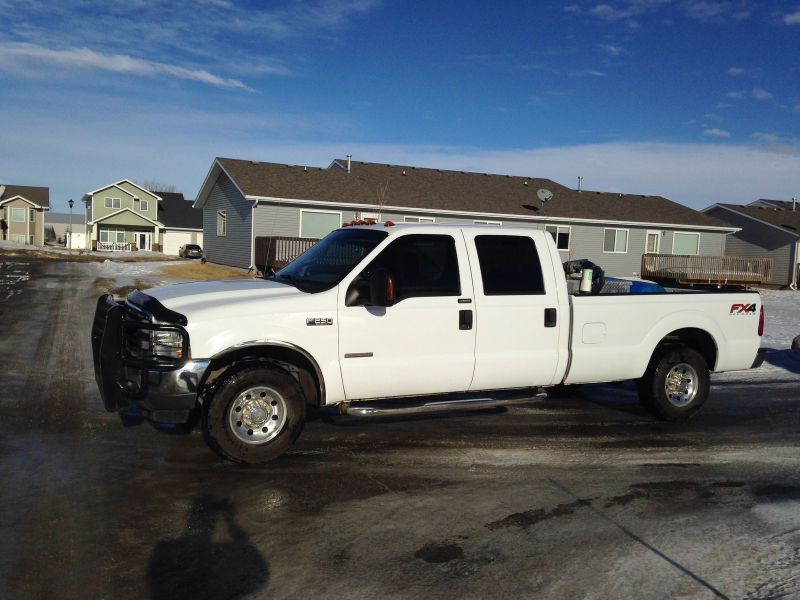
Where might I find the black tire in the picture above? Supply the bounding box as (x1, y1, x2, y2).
(202, 363, 306, 463)
(636, 346, 709, 422)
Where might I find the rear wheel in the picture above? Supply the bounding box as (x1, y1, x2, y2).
(202, 363, 306, 463)
(636, 346, 709, 422)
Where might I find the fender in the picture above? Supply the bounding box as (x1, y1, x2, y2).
(635, 309, 725, 375)
(210, 340, 328, 405)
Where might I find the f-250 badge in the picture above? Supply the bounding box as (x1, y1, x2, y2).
(307, 317, 334, 326)
(730, 303, 757, 315)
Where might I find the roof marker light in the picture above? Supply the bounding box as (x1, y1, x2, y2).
(342, 222, 350, 227)
(384, 221, 395, 227)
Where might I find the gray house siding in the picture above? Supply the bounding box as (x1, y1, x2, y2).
(705, 207, 797, 286)
(248, 201, 727, 279)
(204, 172, 252, 268)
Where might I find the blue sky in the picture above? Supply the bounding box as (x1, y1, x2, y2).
(0, 0, 798, 213)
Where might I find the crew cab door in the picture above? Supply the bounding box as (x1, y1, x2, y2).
(462, 230, 563, 390)
(337, 231, 476, 400)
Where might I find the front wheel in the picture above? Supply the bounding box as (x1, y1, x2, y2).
(202, 363, 306, 463)
(636, 346, 709, 422)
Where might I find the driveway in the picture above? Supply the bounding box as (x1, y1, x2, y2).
(1, 260, 799, 599)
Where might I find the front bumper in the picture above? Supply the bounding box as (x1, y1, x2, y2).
(91, 293, 209, 416)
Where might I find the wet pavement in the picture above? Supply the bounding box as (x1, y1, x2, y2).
(1, 260, 799, 599)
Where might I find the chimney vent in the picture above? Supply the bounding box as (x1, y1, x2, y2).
(578, 176, 583, 192)
(793, 197, 797, 212)
(347, 154, 352, 173)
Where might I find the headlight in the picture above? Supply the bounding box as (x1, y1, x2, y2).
(151, 330, 184, 359)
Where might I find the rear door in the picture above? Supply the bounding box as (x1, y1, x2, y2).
(337, 231, 476, 400)
(463, 230, 563, 390)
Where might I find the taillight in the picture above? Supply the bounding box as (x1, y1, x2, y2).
(758, 305, 764, 336)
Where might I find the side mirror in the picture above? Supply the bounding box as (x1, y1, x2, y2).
(370, 268, 395, 307)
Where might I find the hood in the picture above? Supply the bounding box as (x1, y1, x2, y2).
(142, 277, 304, 316)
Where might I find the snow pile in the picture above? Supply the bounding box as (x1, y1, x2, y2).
(91, 259, 175, 277)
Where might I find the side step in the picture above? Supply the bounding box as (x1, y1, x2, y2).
(339, 389, 548, 417)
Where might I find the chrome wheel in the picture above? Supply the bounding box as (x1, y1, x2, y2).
(664, 363, 698, 407)
(228, 386, 287, 445)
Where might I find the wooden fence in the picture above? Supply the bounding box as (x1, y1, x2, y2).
(641, 254, 773, 285)
(255, 236, 320, 273)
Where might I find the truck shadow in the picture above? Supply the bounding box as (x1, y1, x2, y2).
(763, 348, 800, 374)
(146, 495, 269, 600)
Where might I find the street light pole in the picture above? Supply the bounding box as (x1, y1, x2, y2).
(68, 199, 74, 256)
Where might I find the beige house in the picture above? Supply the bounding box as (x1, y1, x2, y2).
(0, 184, 49, 246)
(82, 180, 202, 253)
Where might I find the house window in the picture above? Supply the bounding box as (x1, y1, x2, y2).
(404, 216, 435, 223)
(99, 228, 125, 243)
(217, 211, 227, 236)
(11, 234, 25, 243)
(140, 200, 148, 212)
(603, 228, 628, 253)
(474, 220, 502, 225)
(2, 207, 6, 221)
(360, 212, 380, 221)
(673, 232, 700, 255)
(11, 208, 25, 222)
(646, 230, 661, 254)
(300, 210, 341, 238)
(545, 225, 570, 250)
(104, 197, 121, 209)
(29, 235, 34, 245)
(29, 209, 35, 222)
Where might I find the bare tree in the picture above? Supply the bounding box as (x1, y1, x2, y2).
(138, 180, 181, 193)
(358, 175, 390, 220)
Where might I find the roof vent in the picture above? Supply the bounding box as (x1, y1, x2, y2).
(251, 161, 260, 165)
(347, 154, 351, 173)
(619, 193, 623, 198)
(402, 171, 406, 176)
(524, 181, 528, 186)
(304, 167, 307, 172)
(578, 175, 583, 192)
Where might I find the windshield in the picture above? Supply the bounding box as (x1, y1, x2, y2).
(275, 228, 388, 293)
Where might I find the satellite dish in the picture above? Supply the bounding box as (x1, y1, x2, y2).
(537, 189, 553, 202)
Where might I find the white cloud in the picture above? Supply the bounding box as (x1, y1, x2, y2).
(728, 66, 760, 76)
(685, 1, 731, 21)
(598, 43, 625, 56)
(796, 104, 800, 112)
(785, 11, 800, 24)
(564, 4, 582, 13)
(571, 70, 608, 77)
(751, 88, 773, 100)
(0, 42, 255, 89)
(752, 132, 780, 142)
(704, 128, 730, 137)
(727, 91, 746, 99)
(717, 102, 732, 108)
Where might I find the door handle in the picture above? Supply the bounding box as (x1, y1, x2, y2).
(544, 308, 557, 328)
(459, 310, 473, 330)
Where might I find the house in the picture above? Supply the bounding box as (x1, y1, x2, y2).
(45, 213, 87, 247)
(81, 180, 202, 254)
(0, 184, 49, 246)
(193, 157, 736, 274)
(702, 199, 800, 288)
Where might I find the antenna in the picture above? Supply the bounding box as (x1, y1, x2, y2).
(537, 189, 553, 213)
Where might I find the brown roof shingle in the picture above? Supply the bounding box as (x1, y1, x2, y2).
(215, 158, 729, 229)
(0, 184, 50, 208)
(718, 203, 800, 235)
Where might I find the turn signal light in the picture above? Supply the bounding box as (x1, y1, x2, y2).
(386, 273, 395, 302)
(758, 305, 764, 336)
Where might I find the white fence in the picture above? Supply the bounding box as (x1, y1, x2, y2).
(97, 242, 132, 252)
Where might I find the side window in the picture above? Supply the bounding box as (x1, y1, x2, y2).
(347, 234, 460, 305)
(30, 209, 35, 222)
(140, 200, 149, 212)
(217, 210, 226, 236)
(474, 235, 545, 295)
(545, 225, 570, 250)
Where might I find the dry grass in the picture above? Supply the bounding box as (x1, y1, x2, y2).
(156, 262, 247, 280)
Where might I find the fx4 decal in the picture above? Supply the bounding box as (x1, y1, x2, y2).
(730, 303, 757, 315)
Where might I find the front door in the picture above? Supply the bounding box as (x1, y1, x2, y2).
(136, 232, 152, 251)
(646, 231, 660, 254)
(337, 231, 476, 400)
(462, 231, 563, 390)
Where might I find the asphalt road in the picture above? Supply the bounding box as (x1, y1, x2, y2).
(1, 260, 799, 600)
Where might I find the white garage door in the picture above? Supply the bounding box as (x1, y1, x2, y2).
(163, 231, 192, 256)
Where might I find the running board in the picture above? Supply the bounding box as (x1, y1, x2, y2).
(339, 389, 548, 417)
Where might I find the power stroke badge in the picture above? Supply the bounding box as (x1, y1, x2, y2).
(307, 317, 334, 326)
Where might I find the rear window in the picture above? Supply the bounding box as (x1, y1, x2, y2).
(474, 235, 545, 295)
(186, 245, 201, 250)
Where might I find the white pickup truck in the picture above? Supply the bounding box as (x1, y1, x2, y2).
(92, 223, 765, 463)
